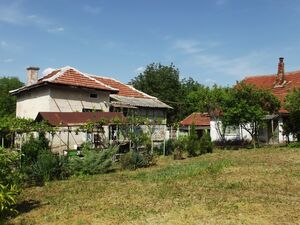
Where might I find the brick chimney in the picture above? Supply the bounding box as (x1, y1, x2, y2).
(26, 66, 39, 85)
(276, 57, 285, 85)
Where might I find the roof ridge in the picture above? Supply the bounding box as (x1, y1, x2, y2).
(42, 66, 118, 91)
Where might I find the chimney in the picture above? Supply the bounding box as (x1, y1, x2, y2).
(26, 66, 39, 85)
(277, 57, 285, 85)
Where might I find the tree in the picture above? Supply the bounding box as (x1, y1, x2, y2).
(284, 87, 300, 140)
(130, 63, 182, 122)
(222, 82, 280, 148)
(0, 77, 23, 117)
(187, 85, 230, 142)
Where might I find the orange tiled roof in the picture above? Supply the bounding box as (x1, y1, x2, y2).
(92, 76, 151, 99)
(180, 113, 210, 126)
(243, 70, 300, 112)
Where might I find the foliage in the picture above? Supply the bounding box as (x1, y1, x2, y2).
(0, 147, 21, 215)
(213, 139, 252, 150)
(222, 82, 280, 148)
(120, 150, 156, 170)
(287, 142, 300, 148)
(165, 139, 175, 155)
(284, 88, 300, 140)
(173, 136, 188, 160)
(130, 63, 183, 122)
(0, 183, 19, 215)
(68, 147, 117, 176)
(0, 77, 23, 117)
(28, 151, 70, 185)
(199, 132, 213, 154)
(187, 85, 229, 142)
(21, 134, 50, 165)
(186, 124, 199, 157)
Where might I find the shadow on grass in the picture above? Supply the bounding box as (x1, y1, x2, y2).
(15, 199, 42, 214)
(1, 200, 43, 225)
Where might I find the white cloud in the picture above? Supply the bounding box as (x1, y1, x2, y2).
(83, 5, 102, 15)
(173, 39, 204, 54)
(42, 67, 55, 76)
(187, 51, 271, 79)
(135, 66, 145, 74)
(47, 27, 64, 33)
(0, 1, 63, 32)
(0, 41, 8, 47)
(0, 58, 13, 63)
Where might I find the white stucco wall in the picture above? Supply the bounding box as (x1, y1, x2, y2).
(49, 86, 110, 112)
(16, 86, 111, 120)
(16, 87, 51, 119)
(210, 120, 252, 142)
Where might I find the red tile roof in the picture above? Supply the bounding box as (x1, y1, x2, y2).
(36, 112, 125, 126)
(180, 113, 211, 126)
(243, 70, 300, 112)
(92, 76, 152, 99)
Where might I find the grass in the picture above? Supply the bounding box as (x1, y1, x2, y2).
(5, 147, 300, 225)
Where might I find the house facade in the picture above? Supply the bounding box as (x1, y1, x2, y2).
(11, 66, 171, 153)
(182, 58, 299, 144)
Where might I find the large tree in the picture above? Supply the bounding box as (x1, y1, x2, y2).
(222, 82, 280, 148)
(0, 77, 23, 117)
(131, 63, 200, 122)
(187, 85, 229, 142)
(284, 87, 300, 140)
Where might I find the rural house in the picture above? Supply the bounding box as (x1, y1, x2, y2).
(182, 58, 299, 144)
(10, 66, 171, 153)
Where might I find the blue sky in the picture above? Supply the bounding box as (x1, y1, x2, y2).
(1, 0, 300, 86)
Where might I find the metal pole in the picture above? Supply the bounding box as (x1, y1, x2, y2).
(67, 126, 70, 150)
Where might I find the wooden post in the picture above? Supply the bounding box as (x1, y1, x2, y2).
(67, 127, 70, 150)
(271, 119, 274, 144)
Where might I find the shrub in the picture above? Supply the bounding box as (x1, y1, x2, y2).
(68, 147, 117, 176)
(21, 133, 49, 165)
(172, 137, 187, 160)
(199, 132, 213, 154)
(0, 147, 21, 216)
(287, 142, 300, 148)
(165, 139, 175, 155)
(186, 125, 199, 157)
(28, 151, 70, 185)
(0, 184, 19, 216)
(120, 150, 155, 170)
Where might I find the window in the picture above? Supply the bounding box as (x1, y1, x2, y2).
(82, 108, 103, 112)
(90, 93, 98, 98)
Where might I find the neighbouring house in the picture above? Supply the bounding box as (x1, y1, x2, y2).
(184, 57, 299, 144)
(10, 66, 171, 153)
(243, 57, 298, 143)
(180, 112, 252, 142)
(180, 113, 210, 138)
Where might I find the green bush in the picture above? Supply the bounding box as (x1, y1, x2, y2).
(68, 147, 117, 176)
(0, 183, 19, 216)
(28, 151, 70, 185)
(21, 133, 49, 165)
(0, 147, 21, 216)
(120, 150, 155, 170)
(287, 142, 300, 148)
(165, 139, 175, 155)
(199, 132, 213, 154)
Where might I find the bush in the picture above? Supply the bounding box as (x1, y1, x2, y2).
(165, 139, 175, 155)
(21, 133, 49, 165)
(120, 150, 155, 170)
(213, 139, 252, 150)
(0, 147, 21, 216)
(186, 125, 199, 157)
(199, 132, 213, 154)
(68, 147, 117, 176)
(287, 142, 300, 148)
(172, 137, 187, 160)
(28, 151, 70, 185)
(0, 184, 19, 216)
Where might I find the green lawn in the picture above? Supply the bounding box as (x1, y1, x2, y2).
(6, 147, 300, 225)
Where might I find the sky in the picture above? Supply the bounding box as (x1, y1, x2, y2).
(1, 0, 300, 86)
